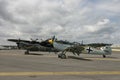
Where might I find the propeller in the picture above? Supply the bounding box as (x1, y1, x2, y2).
(52, 35, 55, 41)
(40, 36, 57, 47)
(48, 36, 57, 44)
(16, 38, 21, 49)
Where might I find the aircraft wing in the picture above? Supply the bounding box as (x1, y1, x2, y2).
(8, 39, 31, 43)
(53, 41, 71, 51)
(8, 38, 54, 48)
(86, 43, 112, 47)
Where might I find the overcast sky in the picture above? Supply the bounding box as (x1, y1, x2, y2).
(0, 0, 120, 45)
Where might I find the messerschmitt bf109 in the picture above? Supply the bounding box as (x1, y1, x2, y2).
(53, 40, 112, 59)
(8, 36, 58, 54)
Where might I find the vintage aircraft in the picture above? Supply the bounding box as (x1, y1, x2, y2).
(0, 45, 10, 50)
(8, 36, 58, 54)
(53, 40, 112, 59)
(8, 36, 112, 58)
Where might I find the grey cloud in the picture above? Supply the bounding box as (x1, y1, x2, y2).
(0, 0, 27, 25)
(0, 0, 11, 21)
(0, 0, 120, 45)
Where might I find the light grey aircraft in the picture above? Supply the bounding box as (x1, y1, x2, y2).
(53, 40, 112, 59)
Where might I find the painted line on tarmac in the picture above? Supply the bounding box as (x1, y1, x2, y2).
(0, 71, 120, 76)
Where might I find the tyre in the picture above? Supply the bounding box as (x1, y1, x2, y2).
(61, 54, 67, 59)
(103, 54, 106, 58)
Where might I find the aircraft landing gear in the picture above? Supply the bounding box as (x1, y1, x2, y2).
(58, 53, 66, 59)
(25, 50, 29, 55)
(103, 54, 106, 58)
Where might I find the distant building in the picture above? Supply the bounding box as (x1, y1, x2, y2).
(111, 44, 120, 47)
(0, 45, 17, 50)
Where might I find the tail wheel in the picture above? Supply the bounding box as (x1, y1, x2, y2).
(58, 54, 67, 59)
(58, 54, 62, 58)
(103, 54, 106, 58)
(25, 50, 29, 55)
(61, 54, 66, 59)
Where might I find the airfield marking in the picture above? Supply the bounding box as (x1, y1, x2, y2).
(0, 71, 120, 76)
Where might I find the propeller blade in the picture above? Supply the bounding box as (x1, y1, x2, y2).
(17, 38, 21, 49)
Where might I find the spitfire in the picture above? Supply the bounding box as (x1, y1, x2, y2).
(8, 36, 58, 54)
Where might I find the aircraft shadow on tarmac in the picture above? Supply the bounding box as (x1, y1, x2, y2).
(85, 56, 118, 59)
(106, 56, 118, 59)
(68, 56, 92, 61)
(26, 53, 44, 56)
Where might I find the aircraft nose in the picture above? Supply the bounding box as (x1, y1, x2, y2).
(48, 39, 53, 44)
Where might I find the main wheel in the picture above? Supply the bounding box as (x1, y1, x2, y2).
(103, 54, 106, 58)
(60, 54, 67, 59)
(25, 50, 29, 55)
(58, 54, 62, 58)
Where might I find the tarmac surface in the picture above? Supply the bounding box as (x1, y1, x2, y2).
(0, 50, 120, 80)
